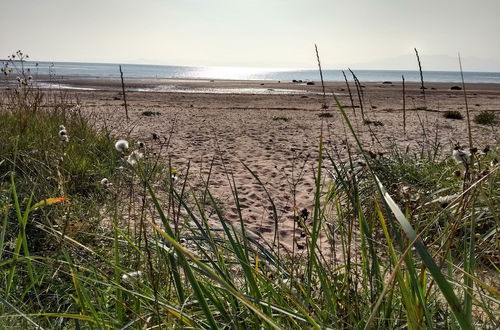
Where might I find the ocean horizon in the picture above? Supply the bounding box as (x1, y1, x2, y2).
(3, 60, 500, 84)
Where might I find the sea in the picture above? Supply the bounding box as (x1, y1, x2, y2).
(5, 61, 500, 84)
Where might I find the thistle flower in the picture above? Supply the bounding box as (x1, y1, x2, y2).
(115, 139, 129, 153)
(121, 271, 142, 283)
(126, 150, 143, 166)
(452, 147, 470, 165)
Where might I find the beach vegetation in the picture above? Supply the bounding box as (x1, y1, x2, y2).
(443, 110, 464, 120)
(474, 111, 497, 125)
(272, 115, 290, 121)
(0, 54, 498, 329)
(141, 110, 161, 117)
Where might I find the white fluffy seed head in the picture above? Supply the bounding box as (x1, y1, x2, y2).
(126, 150, 144, 166)
(121, 271, 142, 283)
(100, 178, 111, 186)
(136, 141, 145, 149)
(452, 148, 470, 165)
(115, 139, 129, 153)
(59, 125, 66, 131)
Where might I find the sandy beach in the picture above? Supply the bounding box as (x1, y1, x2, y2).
(2, 78, 499, 251)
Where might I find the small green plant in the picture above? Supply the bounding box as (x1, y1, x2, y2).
(443, 110, 464, 120)
(474, 111, 497, 125)
(364, 119, 384, 126)
(318, 112, 333, 118)
(142, 110, 160, 116)
(272, 115, 289, 121)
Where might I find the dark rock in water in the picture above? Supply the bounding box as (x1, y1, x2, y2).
(292, 79, 298, 83)
(298, 80, 303, 83)
(431, 87, 436, 90)
(420, 86, 427, 89)
(306, 81, 315, 85)
(450, 86, 462, 90)
(260, 83, 265, 85)
(382, 81, 392, 84)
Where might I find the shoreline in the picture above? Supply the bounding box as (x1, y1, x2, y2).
(3, 75, 500, 95)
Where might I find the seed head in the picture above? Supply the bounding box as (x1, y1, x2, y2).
(115, 139, 129, 153)
(126, 150, 143, 166)
(121, 271, 142, 283)
(59, 129, 69, 142)
(452, 148, 470, 165)
(435, 194, 459, 208)
(100, 178, 112, 187)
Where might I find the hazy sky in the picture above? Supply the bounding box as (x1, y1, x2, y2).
(2, 0, 499, 70)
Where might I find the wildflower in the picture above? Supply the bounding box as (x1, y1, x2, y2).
(59, 125, 66, 131)
(126, 150, 143, 166)
(100, 178, 112, 187)
(121, 271, 142, 283)
(136, 141, 145, 149)
(115, 139, 129, 153)
(171, 169, 178, 181)
(452, 147, 470, 165)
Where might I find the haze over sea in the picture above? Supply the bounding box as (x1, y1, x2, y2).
(12, 61, 500, 84)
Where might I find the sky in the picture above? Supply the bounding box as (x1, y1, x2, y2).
(1, 0, 500, 71)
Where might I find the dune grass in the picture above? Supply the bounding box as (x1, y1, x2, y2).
(0, 61, 499, 329)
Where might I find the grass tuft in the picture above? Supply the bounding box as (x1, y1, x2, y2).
(443, 110, 464, 120)
(474, 111, 497, 125)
